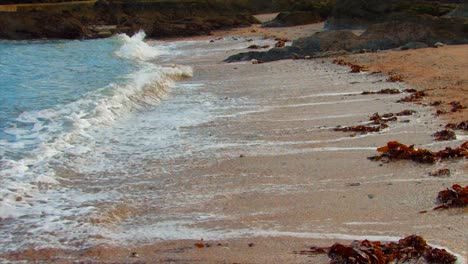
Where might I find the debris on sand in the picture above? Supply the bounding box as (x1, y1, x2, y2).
(387, 75, 403, 82)
(449, 101, 466, 112)
(368, 141, 468, 164)
(429, 168, 451, 177)
(397, 90, 427, 103)
(334, 124, 387, 134)
(434, 184, 468, 210)
(295, 235, 457, 264)
(334, 111, 415, 135)
(362, 88, 401, 95)
(445, 121, 468, 131)
(247, 44, 270, 49)
(432, 129, 456, 141)
(332, 59, 365, 73)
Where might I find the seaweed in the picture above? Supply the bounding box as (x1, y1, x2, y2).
(429, 100, 442, 106)
(397, 90, 427, 103)
(332, 59, 365, 73)
(395, 109, 416, 116)
(432, 129, 456, 141)
(434, 184, 468, 210)
(429, 168, 451, 177)
(295, 235, 457, 264)
(445, 121, 468, 131)
(274, 38, 289, 48)
(449, 101, 466, 112)
(369, 113, 397, 124)
(334, 124, 387, 134)
(368, 141, 468, 164)
(334, 111, 412, 135)
(362, 88, 401, 95)
(247, 44, 270, 49)
(387, 75, 403, 82)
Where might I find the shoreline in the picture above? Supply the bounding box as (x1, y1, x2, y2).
(2, 20, 467, 263)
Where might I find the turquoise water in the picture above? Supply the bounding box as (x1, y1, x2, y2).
(0, 38, 136, 155)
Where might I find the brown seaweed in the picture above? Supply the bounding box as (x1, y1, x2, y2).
(369, 113, 398, 124)
(334, 124, 387, 134)
(429, 168, 451, 177)
(395, 109, 416, 116)
(295, 235, 457, 264)
(334, 111, 410, 135)
(332, 59, 365, 73)
(368, 141, 468, 164)
(449, 101, 466, 112)
(445, 121, 468, 131)
(247, 44, 270, 49)
(434, 184, 468, 210)
(274, 38, 289, 48)
(387, 75, 403, 82)
(397, 90, 427, 103)
(432, 129, 456, 141)
(361, 88, 401, 95)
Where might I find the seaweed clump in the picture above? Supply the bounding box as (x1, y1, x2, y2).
(449, 101, 466, 112)
(295, 235, 457, 264)
(362, 88, 401, 95)
(332, 59, 365, 73)
(432, 129, 456, 141)
(334, 111, 415, 135)
(434, 184, 468, 210)
(368, 141, 468, 164)
(397, 90, 427, 103)
(445, 120, 468, 131)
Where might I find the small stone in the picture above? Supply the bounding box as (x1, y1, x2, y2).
(348, 183, 360, 187)
(248, 243, 254, 247)
(304, 55, 311, 59)
(130, 252, 139, 258)
(368, 194, 375, 199)
(434, 42, 445, 47)
(15, 196, 23, 202)
(239, 154, 245, 158)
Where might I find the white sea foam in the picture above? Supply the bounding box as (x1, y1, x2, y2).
(0, 32, 192, 226)
(115, 31, 163, 61)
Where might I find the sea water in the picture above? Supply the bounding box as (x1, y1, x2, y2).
(0, 32, 195, 250)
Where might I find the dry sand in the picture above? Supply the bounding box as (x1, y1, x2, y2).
(339, 45, 468, 123)
(3, 17, 467, 264)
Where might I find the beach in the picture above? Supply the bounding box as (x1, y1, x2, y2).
(2, 18, 466, 263)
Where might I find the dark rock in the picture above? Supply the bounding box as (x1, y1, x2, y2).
(226, 15, 468, 62)
(398, 42, 429, 50)
(0, 12, 89, 39)
(444, 3, 468, 18)
(326, 0, 458, 29)
(262, 11, 322, 27)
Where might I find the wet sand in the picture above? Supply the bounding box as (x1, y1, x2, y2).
(3, 18, 467, 264)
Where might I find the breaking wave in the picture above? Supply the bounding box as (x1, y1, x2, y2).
(0, 32, 192, 223)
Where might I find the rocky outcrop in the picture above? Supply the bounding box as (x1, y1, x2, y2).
(0, 11, 89, 39)
(225, 16, 468, 62)
(262, 11, 322, 27)
(0, 0, 262, 39)
(325, 0, 458, 29)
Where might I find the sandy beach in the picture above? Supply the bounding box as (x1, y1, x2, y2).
(3, 18, 467, 264)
